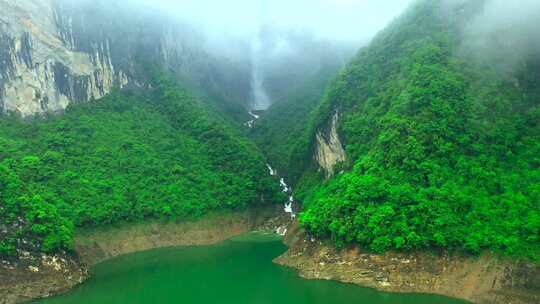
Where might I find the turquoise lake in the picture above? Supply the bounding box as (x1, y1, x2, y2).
(34, 233, 468, 304)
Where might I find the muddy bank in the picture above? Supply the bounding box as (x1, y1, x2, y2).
(75, 207, 280, 265)
(1, 206, 283, 304)
(275, 223, 540, 304)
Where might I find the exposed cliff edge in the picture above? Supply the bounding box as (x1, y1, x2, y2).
(0, 207, 284, 304)
(276, 223, 540, 304)
(0, 0, 250, 117)
(0, 252, 87, 304)
(314, 111, 346, 177)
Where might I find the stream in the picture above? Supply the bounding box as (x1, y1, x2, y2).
(246, 110, 296, 235)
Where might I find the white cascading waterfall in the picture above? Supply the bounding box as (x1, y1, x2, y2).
(249, 0, 271, 111)
(266, 164, 276, 176)
(272, 166, 296, 236)
(246, 112, 295, 236)
(250, 38, 271, 111)
(244, 111, 260, 128)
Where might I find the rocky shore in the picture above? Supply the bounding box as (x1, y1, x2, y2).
(0, 206, 285, 304)
(0, 253, 87, 304)
(4, 210, 539, 304)
(275, 222, 540, 304)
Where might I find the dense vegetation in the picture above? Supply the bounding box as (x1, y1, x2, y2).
(299, 0, 540, 257)
(251, 64, 341, 181)
(1, 0, 538, 262)
(0, 75, 282, 256)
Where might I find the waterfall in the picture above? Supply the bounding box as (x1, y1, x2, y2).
(266, 164, 276, 176)
(245, 110, 295, 236)
(250, 39, 271, 110)
(250, 0, 271, 111)
(267, 164, 297, 237)
(245, 111, 260, 128)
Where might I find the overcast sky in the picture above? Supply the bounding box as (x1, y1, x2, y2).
(132, 0, 415, 43)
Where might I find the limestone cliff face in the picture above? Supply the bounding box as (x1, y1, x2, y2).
(0, 0, 250, 117)
(0, 0, 126, 115)
(314, 110, 346, 177)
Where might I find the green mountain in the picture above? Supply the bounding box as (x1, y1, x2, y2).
(0, 74, 282, 255)
(297, 0, 540, 257)
(1, 0, 538, 263)
(250, 62, 342, 181)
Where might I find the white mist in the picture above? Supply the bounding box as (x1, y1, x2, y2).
(250, 0, 272, 111)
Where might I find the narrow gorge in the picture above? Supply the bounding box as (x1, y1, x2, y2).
(1, 0, 539, 304)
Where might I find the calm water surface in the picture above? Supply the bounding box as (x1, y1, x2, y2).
(35, 233, 468, 304)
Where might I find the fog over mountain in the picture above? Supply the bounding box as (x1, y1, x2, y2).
(441, 0, 540, 72)
(2, 1, 540, 303)
(124, 0, 415, 109)
(131, 0, 414, 42)
(3, 0, 538, 113)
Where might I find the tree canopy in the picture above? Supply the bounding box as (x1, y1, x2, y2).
(298, 0, 540, 258)
(0, 74, 282, 256)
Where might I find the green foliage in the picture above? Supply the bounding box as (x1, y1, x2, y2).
(24, 194, 74, 252)
(299, 0, 540, 257)
(0, 240, 16, 256)
(0, 75, 281, 255)
(251, 64, 340, 183)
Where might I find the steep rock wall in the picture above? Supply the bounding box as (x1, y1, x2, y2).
(314, 110, 346, 177)
(0, 0, 250, 117)
(0, 0, 127, 115)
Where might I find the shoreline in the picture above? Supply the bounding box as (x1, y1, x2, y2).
(76, 208, 278, 266)
(274, 222, 540, 304)
(3, 210, 539, 304)
(0, 206, 285, 304)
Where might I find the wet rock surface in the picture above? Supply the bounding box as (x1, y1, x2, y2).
(314, 110, 346, 177)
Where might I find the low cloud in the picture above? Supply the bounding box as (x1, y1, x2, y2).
(131, 0, 414, 43)
(458, 0, 540, 72)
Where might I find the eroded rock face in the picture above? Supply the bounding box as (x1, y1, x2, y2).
(0, 0, 251, 117)
(314, 111, 346, 177)
(276, 224, 540, 304)
(0, 252, 88, 304)
(0, 0, 127, 115)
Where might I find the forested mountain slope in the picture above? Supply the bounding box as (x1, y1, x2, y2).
(250, 62, 342, 180)
(0, 0, 351, 260)
(297, 0, 540, 257)
(0, 73, 282, 257)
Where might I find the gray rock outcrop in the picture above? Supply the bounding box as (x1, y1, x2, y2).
(0, 0, 250, 116)
(314, 110, 346, 177)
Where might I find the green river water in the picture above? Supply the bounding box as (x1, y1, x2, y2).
(34, 233, 468, 304)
